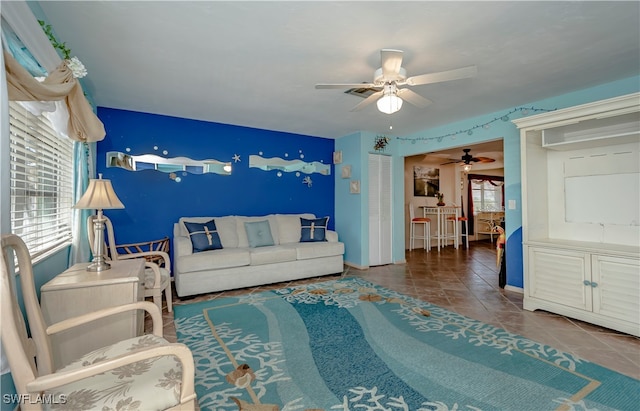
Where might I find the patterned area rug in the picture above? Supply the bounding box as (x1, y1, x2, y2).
(174, 278, 639, 411)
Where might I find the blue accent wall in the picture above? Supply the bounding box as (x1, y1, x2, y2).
(96, 108, 335, 245)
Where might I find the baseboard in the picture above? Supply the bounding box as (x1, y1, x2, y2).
(394, 259, 407, 264)
(344, 261, 369, 270)
(504, 285, 524, 294)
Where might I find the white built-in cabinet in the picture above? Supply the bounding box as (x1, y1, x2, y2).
(513, 93, 640, 337)
(369, 153, 393, 266)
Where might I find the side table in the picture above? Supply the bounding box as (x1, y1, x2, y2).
(40, 259, 145, 369)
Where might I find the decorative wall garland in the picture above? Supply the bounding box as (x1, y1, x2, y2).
(39, 20, 87, 78)
(395, 106, 557, 144)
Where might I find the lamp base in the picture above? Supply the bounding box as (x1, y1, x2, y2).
(87, 211, 111, 272)
(86, 260, 111, 272)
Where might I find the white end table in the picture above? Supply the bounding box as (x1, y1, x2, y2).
(40, 259, 145, 369)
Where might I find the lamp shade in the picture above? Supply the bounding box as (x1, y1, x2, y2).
(377, 94, 403, 114)
(74, 174, 124, 210)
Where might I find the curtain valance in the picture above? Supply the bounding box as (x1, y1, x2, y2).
(467, 174, 504, 184)
(4, 50, 105, 142)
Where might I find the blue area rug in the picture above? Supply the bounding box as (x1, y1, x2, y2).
(174, 278, 640, 411)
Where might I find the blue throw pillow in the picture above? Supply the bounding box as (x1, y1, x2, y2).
(184, 220, 223, 252)
(244, 220, 274, 248)
(300, 217, 329, 242)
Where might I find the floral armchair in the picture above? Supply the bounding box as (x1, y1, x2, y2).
(0, 234, 196, 410)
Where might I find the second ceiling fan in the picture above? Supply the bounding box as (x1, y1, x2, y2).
(315, 49, 477, 114)
(441, 149, 496, 165)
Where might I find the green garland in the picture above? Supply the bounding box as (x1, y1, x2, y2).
(38, 20, 71, 60)
(395, 106, 557, 144)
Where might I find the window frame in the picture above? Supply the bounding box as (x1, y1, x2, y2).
(471, 179, 504, 213)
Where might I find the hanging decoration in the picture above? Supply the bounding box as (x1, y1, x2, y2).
(395, 106, 557, 144)
(374, 135, 390, 151)
(39, 20, 87, 78)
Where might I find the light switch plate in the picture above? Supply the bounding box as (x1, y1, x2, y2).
(508, 199, 516, 209)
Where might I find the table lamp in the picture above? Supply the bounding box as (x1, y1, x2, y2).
(73, 174, 124, 271)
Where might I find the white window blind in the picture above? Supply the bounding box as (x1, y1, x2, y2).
(9, 101, 74, 262)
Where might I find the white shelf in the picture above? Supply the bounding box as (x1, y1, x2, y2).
(514, 93, 640, 336)
(542, 112, 640, 150)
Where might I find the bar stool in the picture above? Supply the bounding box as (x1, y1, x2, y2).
(444, 214, 458, 248)
(447, 216, 469, 248)
(409, 203, 431, 251)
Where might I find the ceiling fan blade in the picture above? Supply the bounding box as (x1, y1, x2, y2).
(350, 90, 383, 112)
(380, 49, 404, 79)
(472, 156, 495, 163)
(397, 88, 433, 108)
(315, 83, 376, 89)
(406, 65, 478, 86)
(440, 160, 461, 165)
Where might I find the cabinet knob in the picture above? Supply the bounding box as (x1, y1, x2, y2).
(583, 280, 591, 286)
(591, 282, 598, 288)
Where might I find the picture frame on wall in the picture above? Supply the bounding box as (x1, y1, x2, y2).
(413, 166, 440, 197)
(341, 165, 351, 179)
(333, 151, 343, 164)
(350, 180, 360, 194)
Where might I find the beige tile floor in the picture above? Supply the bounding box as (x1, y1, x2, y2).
(151, 240, 640, 380)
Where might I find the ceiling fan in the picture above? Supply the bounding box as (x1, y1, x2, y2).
(315, 49, 477, 114)
(441, 149, 496, 166)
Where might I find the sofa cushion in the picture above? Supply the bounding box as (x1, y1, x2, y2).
(249, 245, 297, 266)
(292, 241, 345, 260)
(244, 220, 275, 248)
(300, 217, 329, 242)
(276, 213, 315, 244)
(176, 248, 250, 273)
(236, 215, 279, 247)
(179, 216, 238, 248)
(184, 220, 223, 252)
(213, 216, 240, 248)
(178, 216, 214, 236)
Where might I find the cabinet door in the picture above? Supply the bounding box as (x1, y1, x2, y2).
(591, 255, 640, 324)
(527, 247, 591, 311)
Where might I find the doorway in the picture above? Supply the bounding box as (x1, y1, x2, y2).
(404, 140, 504, 249)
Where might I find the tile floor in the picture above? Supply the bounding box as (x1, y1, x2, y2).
(153, 240, 640, 380)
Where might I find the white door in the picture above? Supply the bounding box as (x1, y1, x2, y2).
(369, 154, 393, 266)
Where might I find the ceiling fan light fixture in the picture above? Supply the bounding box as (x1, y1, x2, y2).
(462, 163, 473, 173)
(377, 93, 403, 114)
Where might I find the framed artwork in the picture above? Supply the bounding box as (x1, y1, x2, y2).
(333, 151, 343, 164)
(413, 166, 440, 197)
(349, 180, 360, 194)
(341, 165, 351, 179)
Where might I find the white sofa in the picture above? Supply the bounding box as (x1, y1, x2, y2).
(172, 213, 345, 297)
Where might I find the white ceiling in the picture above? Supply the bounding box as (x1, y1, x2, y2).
(36, 1, 640, 140)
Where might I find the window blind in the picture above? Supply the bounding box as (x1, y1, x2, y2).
(9, 101, 74, 261)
